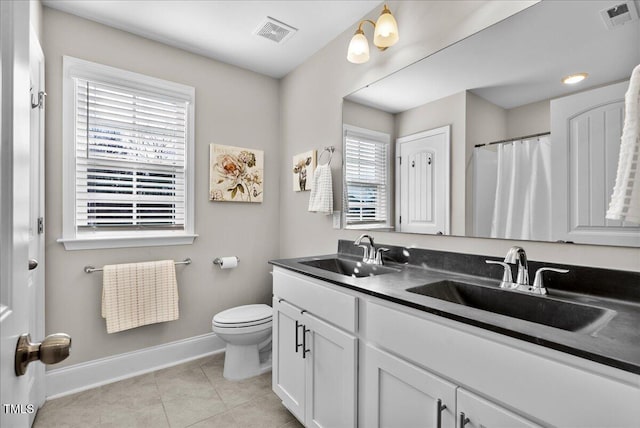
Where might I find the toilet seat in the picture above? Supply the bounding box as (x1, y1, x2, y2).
(212, 304, 272, 329)
(213, 319, 273, 335)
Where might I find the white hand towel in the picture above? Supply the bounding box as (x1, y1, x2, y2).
(607, 64, 640, 224)
(308, 163, 333, 215)
(102, 260, 179, 333)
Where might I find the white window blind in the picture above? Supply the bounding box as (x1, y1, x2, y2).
(75, 78, 188, 230)
(344, 129, 389, 227)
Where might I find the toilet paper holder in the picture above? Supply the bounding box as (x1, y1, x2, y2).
(213, 256, 240, 266)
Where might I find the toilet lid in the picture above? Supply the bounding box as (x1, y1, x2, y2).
(213, 304, 272, 325)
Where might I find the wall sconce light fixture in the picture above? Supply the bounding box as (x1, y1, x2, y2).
(347, 4, 399, 64)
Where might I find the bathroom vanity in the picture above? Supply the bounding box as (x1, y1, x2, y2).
(270, 241, 640, 428)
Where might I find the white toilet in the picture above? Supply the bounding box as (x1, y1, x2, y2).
(212, 304, 273, 380)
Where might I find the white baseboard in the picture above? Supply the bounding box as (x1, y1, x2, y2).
(46, 332, 225, 399)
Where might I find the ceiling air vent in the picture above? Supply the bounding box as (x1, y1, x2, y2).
(254, 17, 297, 44)
(600, 1, 638, 29)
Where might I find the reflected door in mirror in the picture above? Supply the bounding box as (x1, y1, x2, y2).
(397, 126, 450, 235)
(551, 81, 640, 247)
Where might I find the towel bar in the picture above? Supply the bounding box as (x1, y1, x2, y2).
(84, 258, 192, 273)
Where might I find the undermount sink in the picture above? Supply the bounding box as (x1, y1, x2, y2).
(406, 280, 615, 333)
(300, 258, 399, 278)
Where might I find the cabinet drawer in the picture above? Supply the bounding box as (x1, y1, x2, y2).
(273, 267, 357, 333)
(457, 388, 541, 428)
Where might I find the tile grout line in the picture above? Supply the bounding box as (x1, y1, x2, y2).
(153, 372, 173, 428)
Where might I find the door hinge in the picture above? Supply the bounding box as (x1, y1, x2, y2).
(37, 217, 44, 234)
(399, 215, 402, 224)
(399, 157, 402, 165)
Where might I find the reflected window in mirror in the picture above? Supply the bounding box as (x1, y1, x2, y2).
(343, 125, 391, 229)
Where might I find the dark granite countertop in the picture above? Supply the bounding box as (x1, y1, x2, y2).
(270, 241, 640, 375)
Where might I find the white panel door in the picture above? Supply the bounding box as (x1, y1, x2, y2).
(28, 25, 47, 414)
(457, 389, 541, 428)
(272, 298, 306, 424)
(304, 311, 357, 428)
(1, 2, 41, 427)
(397, 126, 450, 235)
(550, 80, 640, 246)
(363, 345, 456, 428)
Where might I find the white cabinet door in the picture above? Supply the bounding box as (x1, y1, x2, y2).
(363, 345, 457, 428)
(273, 297, 358, 428)
(304, 312, 357, 428)
(272, 298, 306, 423)
(457, 389, 541, 428)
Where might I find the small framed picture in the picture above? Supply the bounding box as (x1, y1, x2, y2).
(292, 150, 316, 192)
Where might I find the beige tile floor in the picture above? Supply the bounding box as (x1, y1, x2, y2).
(33, 353, 304, 428)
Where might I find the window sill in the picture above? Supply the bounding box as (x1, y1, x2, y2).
(57, 234, 198, 250)
(345, 224, 393, 231)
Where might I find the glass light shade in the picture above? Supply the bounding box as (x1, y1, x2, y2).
(347, 32, 370, 64)
(373, 10, 399, 48)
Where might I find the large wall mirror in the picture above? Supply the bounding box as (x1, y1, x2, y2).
(342, 0, 640, 247)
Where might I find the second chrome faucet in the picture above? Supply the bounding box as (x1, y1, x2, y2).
(487, 246, 568, 295)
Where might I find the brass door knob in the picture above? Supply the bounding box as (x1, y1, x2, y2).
(15, 333, 71, 376)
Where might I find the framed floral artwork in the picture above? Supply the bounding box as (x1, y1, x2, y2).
(209, 144, 264, 203)
(292, 150, 316, 192)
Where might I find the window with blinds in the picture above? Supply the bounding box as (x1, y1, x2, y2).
(344, 127, 390, 228)
(61, 57, 195, 249)
(75, 79, 187, 230)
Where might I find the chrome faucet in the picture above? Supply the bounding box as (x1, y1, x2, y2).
(354, 234, 388, 265)
(354, 234, 375, 263)
(496, 246, 569, 295)
(504, 246, 529, 287)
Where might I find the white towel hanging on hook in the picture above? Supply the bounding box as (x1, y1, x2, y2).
(607, 63, 640, 224)
(308, 147, 334, 214)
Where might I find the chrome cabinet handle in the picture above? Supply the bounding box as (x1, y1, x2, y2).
(436, 399, 447, 428)
(302, 326, 311, 359)
(295, 321, 303, 353)
(459, 412, 470, 427)
(28, 259, 38, 270)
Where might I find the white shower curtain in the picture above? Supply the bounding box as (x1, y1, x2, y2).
(487, 137, 552, 241)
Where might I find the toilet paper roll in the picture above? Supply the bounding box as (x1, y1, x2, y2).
(219, 256, 238, 269)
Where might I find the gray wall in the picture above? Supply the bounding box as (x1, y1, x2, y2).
(279, 0, 640, 271)
(342, 100, 395, 137)
(506, 99, 550, 139)
(43, 8, 281, 367)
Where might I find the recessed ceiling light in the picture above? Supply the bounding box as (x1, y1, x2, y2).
(562, 73, 589, 85)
